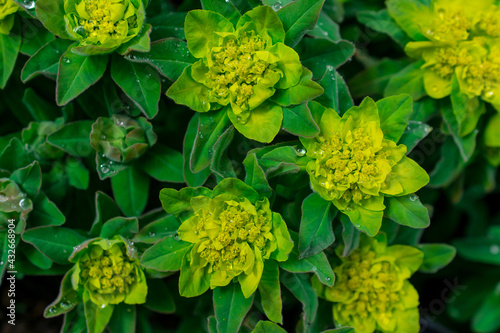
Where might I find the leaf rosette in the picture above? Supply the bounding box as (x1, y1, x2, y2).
(70, 236, 147, 307)
(0, 0, 19, 35)
(314, 233, 424, 333)
(299, 97, 429, 234)
(36, 0, 145, 55)
(160, 178, 294, 298)
(90, 114, 157, 163)
(166, 5, 323, 143)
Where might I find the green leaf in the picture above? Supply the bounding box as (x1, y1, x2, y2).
(384, 61, 426, 101)
(190, 110, 231, 173)
(44, 268, 80, 318)
(279, 272, 318, 327)
(56, 48, 108, 106)
(144, 279, 176, 314)
(24, 243, 53, 270)
(210, 126, 236, 180)
(149, 12, 187, 41)
(140, 236, 193, 272)
(22, 226, 87, 264)
(417, 244, 456, 273)
(0, 29, 21, 89)
(357, 10, 412, 47)
(20, 22, 56, 56)
(111, 167, 150, 217)
(386, 0, 430, 41)
(297, 39, 354, 80)
(108, 303, 135, 333)
(30, 192, 66, 227)
(376, 94, 413, 143)
(472, 283, 500, 333)
(321, 328, 355, 333)
(133, 215, 180, 244)
(277, 0, 324, 48)
(36, 0, 72, 39)
(111, 56, 161, 119)
(214, 284, 254, 333)
(128, 38, 196, 81)
(166, 65, 211, 113)
(282, 103, 320, 138)
(10, 161, 42, 198)
(258, 261, 283, 324)
(159, 187, 212, 218)
(307, 12, 341, 42)
(83, 291, 114, 333)
(385, 195, 430, 229)
(65, 157, 89, 190)
(47, 121, 94, 157)
(183, 115, 211, 187)
(21, 38, 72, 82)
(89, 191, 121, 237)
(100, 217, 139, 239)
(179, 250, 210, 297)
(315, 68, 353, 115)
(259, 145, 309, 178)
(252, 321, 287, 333)
(201, 0, 241, 25)
(61, 304, 87, 333)
(117, 23, 152, 55)
(137, 144, 184, 183)
(428, 137, 465, 187)
(243, 153, 273, 198)
(343, 206, 383, 237)
(280, 231, 334, 286)
(298, 193, 337, 258)
(273, 67, 324, 108)
(95, 154, 128, 180)
(339, 214, 360, 257)
(349, 59, 409, 99)
(455, 235, 500, 266)
(22, 88, 60, 121)
(399, 121, 432, 153)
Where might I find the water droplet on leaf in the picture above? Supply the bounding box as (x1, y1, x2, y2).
(295, 147, 306, 157)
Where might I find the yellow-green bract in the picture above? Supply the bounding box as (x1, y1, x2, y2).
(314, 233, 423, 333)
(300, 97, 429, 235)
(0, 0, 19, 35)
(70, 236, 147, 306)
(160, 178, 294, 298)
(166, 5, 323, 143)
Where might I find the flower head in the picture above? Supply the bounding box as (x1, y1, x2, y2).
(70, 236, 147, 306)
(90, 114, 157, 163)
(300, 98, 429, 234)
(314, 233, 423, 333)
(167, 6, 322, 143)
(0, 0, 19, 35)
(160, 178, 293, 297)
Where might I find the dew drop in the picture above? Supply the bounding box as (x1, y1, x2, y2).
(19, 198, 29, 210)
(101, 304, 106, 309)
(490, 244, 500, 255)
(174, 234, 181, 241)
(325, 277, 331, 282)
(295, 147, 306, 157)
(128, 54, 136, 60)
(22, 0, 35, 9)
(149, 232, 156, 237)
(272, 1, 282, 11)
(345, 205, 354, 212)
(100, 164, 110, 174)
(409, 194, 418, 202)
(73, 26, 85, 35)
(485, 91, 495, 98)
(0, 194, 7, 203)
(62, 58, 70, 64)
(326, 65, 334, 72)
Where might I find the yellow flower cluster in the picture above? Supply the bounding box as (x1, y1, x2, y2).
(79, 244, 137, 296)
(189, 198, 273, 275)
(79, 0, 119, 37)
(205, 31, 277, 118)
(307, 128, 397, 207)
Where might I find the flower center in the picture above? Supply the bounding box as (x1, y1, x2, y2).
(431, 47, 473, 79)
(190, 199, 271, 274)
(478, 10, 500, 37)
(80, 0, 120, 37)
(80, 246, 136, 294)
(427, 8, 471, 41)
(205, 31, 274, 111)
(463, 60, 500, 98)
(308, 129, 390, 204)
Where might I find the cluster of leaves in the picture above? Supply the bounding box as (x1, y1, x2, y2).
(0, 0, 497, 332)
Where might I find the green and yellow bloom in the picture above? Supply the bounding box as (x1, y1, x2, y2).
(166, 6, 323, 143)
(314, 233, 423, 333)
(388, 0, 500, 111)
(160, 178, 293, 297)
(0, 0, 19, 35)
(90, 114, 157, 163)
(37, 0, 145, 54)
(70, 236, 147, 307)
(300, 98, 429, 234)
